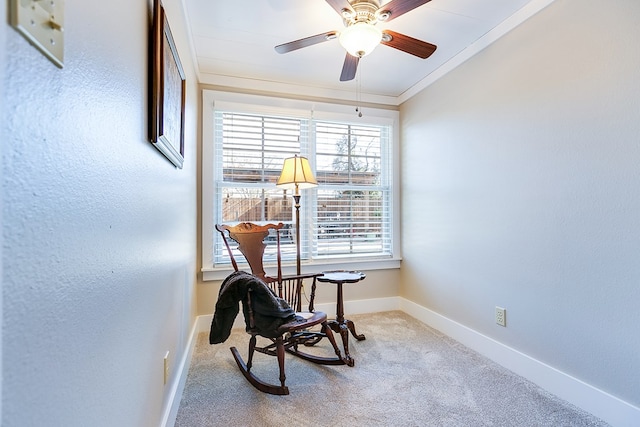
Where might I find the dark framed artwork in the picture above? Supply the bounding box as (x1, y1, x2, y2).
(150, 0, 186, 168)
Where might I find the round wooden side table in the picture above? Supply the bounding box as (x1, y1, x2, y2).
(317, 270, 366, 366)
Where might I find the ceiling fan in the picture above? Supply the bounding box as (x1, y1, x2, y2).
(274, 0, 437, 82)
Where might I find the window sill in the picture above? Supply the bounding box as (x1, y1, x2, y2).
(201, 257, 401, 282)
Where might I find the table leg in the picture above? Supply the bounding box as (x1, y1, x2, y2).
(327, 320, 354, 367)
(335, 281, 365, 341)
(335, 281, 345, 324)
(345, 319, 366, 341)
(330, 282, 354, 366)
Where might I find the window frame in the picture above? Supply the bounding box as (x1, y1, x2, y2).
(201, 90, 401, 281)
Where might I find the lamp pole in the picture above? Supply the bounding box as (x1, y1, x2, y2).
(276, 155, 317, 277)
(293, 185, 301, 276)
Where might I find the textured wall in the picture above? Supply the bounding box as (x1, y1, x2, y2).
(2, 0, 197, 425)
(1, 0, 6, 422)
(400, 0, 640, 409)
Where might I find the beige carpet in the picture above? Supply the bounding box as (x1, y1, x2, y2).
(175, 311, 608, 427)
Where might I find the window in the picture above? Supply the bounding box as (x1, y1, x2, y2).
(202, 91, 400, 280)
(315, 121, 391, 258)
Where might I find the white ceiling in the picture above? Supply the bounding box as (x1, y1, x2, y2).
(182, 0, 554, 105)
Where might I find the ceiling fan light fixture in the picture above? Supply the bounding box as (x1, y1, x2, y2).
(339, 22, 382, 58)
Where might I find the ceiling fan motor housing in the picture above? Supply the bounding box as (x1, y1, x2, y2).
(343, 1, 382, 26)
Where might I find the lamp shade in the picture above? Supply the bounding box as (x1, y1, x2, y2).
(339, 22, 382, 58)
(276, 155, 317, 190)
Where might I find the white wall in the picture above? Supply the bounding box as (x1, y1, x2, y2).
(2, 0, 198, 425)
(1, 1, 6, 422)
(400, 0, 639, 414)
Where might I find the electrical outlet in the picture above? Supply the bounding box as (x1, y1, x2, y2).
(163, 351, 170, 385)
(495, 306, 506, 327)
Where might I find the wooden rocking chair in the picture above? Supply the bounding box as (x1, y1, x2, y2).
(214, 222, 348, 395)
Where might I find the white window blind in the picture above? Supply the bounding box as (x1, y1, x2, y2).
(314, 121, 391, 258)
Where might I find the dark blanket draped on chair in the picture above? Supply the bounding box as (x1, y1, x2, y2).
(210, 271, 298, 343)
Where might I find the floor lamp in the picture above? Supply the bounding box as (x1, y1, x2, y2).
(276, 155, 317, 275)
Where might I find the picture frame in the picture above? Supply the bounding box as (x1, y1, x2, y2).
(150, 0, 186, 168)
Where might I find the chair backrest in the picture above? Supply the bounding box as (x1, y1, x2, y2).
(215, 221, 284, 285)
(216, 222, 320, 313)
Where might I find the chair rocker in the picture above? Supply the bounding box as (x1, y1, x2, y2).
(215, 222, 348, 395)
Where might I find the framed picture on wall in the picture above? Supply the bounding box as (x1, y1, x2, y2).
(150, 0, 186, 169)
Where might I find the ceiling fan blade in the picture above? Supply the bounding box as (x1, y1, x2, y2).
(275, 31, 338, 54)
(377, 0, 432, 22)
(340, 53, 359, 81)
(381, 30, 437, 59)
(325, 0, 354, 17)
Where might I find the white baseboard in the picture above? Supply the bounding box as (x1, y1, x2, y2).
(400, 298, 640, 427)
(160, 318, 200, 427)
(196, 313, 214, 333)
(314, 295, 401, 318)
(192, 296, 402, 334)
(165, 296, 639, 427)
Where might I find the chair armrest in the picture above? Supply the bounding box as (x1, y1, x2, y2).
(280, 272, 324, 281)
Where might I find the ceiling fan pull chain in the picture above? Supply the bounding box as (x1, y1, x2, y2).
(357, 62, 363, 117)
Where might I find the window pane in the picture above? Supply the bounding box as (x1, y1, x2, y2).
(316, 123, 381, 186)
(215, 186, 298, 265)
(316, 189, 388, 256)
(219, 187, 293, 223)
(219, 113, 304, 184)
(314, 121, 390, 258)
